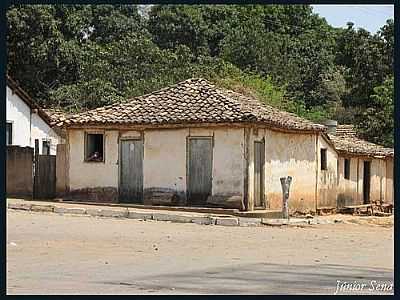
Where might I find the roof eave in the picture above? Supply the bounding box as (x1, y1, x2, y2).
(62, 120, 324, 134)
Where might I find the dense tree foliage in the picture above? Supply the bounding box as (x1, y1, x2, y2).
(356, 76, 394, 148)
(6, 4, 394, 147)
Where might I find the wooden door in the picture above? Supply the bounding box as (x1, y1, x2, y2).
(187, 137, 213, 206)
(363, 161, 371, 204)
(119, 139, 143, 203)
(34, 155, 56, 199)
(254, 141, 265, 208)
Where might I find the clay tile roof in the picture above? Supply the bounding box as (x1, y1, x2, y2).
(59, 78, 325, 132)
(335, 124, 357, 137)
(42, 108, 72, 127)
(328, 125, 393, 158)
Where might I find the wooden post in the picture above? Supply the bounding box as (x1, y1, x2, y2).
(280, 176, 292, 219)
(33, 139, 39, 199)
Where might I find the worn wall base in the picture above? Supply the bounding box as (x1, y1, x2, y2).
(206, 194, 244, 210)
(267, 192, 317, 213)
(143, 188, 186, 206)
(64, 187, 118, 203)
(64, 187, 244, 210)
(337, 193, 359, 207)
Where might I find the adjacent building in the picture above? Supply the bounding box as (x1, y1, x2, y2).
(328, 124, 394, 206)
(6, 76, 64, 155)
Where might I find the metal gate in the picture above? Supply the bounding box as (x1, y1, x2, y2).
(187, 137, 213, 206)
(34, 154, 56, 199)
(119, 139, 144, 203)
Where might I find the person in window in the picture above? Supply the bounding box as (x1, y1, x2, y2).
(88, 151, 102, 162)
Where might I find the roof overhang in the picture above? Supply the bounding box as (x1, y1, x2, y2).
(63, 121, 323, 135)
(7, 75, 53, 127)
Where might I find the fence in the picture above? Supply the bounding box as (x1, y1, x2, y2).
(6, 146, 34, 198)
(7, 144, 66, 200)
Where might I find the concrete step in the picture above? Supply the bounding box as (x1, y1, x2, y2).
(236, 210, 283, 218)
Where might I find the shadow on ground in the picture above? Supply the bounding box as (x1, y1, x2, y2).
(97, 262, 394, 294)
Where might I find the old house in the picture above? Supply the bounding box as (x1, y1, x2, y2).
(327, 123, 394, 207)
(6, 76, 64, 155)
(58, 78, 340, 213)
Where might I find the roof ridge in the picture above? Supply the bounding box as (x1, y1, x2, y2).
(74, 78, 212, 116)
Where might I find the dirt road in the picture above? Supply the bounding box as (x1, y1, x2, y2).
(6, 209, 394, 295)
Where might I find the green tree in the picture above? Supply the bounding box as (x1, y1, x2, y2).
(356, 76, 394, 147)
(335, 20, 393, 108)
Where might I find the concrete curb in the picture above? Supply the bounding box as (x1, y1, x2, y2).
(7, 201, 339, 227)
(7, 202, 244, 227)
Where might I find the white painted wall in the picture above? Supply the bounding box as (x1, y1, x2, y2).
(6, 86, 31, 147)
(6, 85, 62, 154)
(31, 113, 62, 155)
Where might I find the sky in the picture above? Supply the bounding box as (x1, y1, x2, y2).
(312, 5, 394, 33)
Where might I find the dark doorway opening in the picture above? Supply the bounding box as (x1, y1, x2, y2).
(363, 161, 371, 204)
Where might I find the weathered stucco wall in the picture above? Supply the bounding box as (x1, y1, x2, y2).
(261, 129, 318, 213)
(317, 136, 338, 208)
(68, 126, 389, 213)
(143, 127, 244, 207)
(67, 129, 119, 202)
(6, 146, 34, 198)
(337, 155, 392, 206)
(143, 128, 187, 205)
(66, 127, 244, 207)
(211, 128, 244, 205)
(386, 158, 393, 204)
(370, 158, 386, 202)
(337, 156, 360, 206)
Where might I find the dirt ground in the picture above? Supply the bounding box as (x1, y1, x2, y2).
(6, 209, 394, 295)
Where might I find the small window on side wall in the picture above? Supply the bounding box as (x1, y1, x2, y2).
(42, 140, 51, 155)
(6, 122, 12, 145)
(85, 132, 104, 162)
(344, 158, 351, 180)
(320, 148, 327, 170)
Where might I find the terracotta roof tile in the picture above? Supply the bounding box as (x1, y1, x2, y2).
(58, 78, 325, 132)
(335, 124, 357, 137)
(42, 109, 72, 126)
(328, 125, 393, 158)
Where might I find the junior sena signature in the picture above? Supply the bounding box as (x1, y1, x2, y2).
(334, 280, 394, 294)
